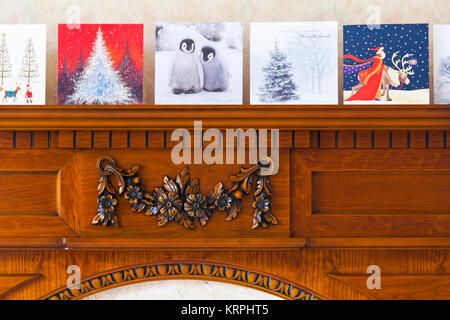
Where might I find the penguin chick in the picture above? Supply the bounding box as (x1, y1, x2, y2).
(169, 38, 204, 94)
(200, 45, 230, 92)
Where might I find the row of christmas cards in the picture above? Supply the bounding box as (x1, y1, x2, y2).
(1, 23, 449, 105)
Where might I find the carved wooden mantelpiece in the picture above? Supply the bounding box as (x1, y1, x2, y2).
(0, 105, 449, 130)
(0, 104, 449, 300)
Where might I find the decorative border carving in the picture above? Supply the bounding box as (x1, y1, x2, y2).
(93, 156, 278, 230)
(44, 262, 321, 300)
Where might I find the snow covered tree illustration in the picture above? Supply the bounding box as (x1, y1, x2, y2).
(0, 34, 12, 86)
(72, 49, 85, 82)
(119, 41, 143, 103)
(258, 41, 298, 102)
(288, 34, 332, 95)
(65, 28, 136, 105)
(437, 56, 450, 104)
(58, 58, 72, 104)
(19, 37, 39, 85)
(439, 56, 450, 86)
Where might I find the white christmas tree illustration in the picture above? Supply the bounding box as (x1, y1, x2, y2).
(0, 34, 12, 86)
(66, 27, 136, 105)
(19, 37, 39, 85)
(258, 41, 298, 102)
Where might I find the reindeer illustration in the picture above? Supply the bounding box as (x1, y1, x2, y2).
(381, 52, 415, 101)
(0, 86, 21, 103)
(351, 52, 415, 101)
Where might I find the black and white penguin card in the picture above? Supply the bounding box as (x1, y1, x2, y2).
(250, 22, 338, 105)
(155, 22, 243, 105)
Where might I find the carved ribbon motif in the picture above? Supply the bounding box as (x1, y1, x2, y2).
(93, 156, 278, 230)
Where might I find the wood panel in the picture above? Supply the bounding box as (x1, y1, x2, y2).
(15, 132, 32, 149)
(0, 131, 13, 148)
(337, 130, 354, 148)
(69, 149, 290, 237)
(294, 131, 310, 148)
(1, 248, 450, 300)
(0, 150, 78, 238)
(355, 131, 372, 148)
(111, 131, 128, 148)
(75, 131, 92, 148)
(373, 131, 390, 148)
(0, 215, 76, 237)
(0, 274, 40, 299)
(292, 149, 450, 237)
(0, 173, 57, 214)
(58, 131, 75, 148)
(93, 131, 110, 148)
(129, 131, 147, 148)
(312, 172, 450, 214)
(33, 131, 49, 149)
(318, 131, 336, 148)
(329, 274, 450, 300)
(392, 131, 408, 148)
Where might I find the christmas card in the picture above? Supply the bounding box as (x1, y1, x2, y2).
(58, 24, 143, 105)
(434, 25, 450, 104)
(343, 24, 429, 104)
(0, 24, 46, 105)
(250, 22, 338, 105)
(155, 22, 243, 105)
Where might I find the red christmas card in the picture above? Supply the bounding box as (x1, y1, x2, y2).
(58, 24, 143, 105)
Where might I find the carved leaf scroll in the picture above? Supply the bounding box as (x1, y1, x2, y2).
(92, 156, 278, 230)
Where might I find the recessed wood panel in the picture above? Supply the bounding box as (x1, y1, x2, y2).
(312, 172, 450, 214)
(292, 149, 450, 237)
(0, 173, 57, 214)
(68, 149, 290, 237)
(0, 150, 78, 238)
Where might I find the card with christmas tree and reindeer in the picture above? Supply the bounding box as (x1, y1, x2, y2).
(250, 22, 338, 105)
(0, 24, 45, 105)
(58, 24, 143, 105)
(343, 23, 429, 104)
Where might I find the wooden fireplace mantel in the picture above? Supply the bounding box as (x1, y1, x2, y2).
(0, 105, 449, 130)
(0, 104, 449, 300)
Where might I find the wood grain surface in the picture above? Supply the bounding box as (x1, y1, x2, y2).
(0, 115, 448, 299)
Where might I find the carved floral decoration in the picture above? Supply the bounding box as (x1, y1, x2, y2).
(93, 156, 278, 230)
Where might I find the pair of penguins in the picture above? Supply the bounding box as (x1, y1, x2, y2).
(169, 38, 230, 94)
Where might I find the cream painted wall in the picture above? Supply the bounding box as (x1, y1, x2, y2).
(3, 0, 449, 104)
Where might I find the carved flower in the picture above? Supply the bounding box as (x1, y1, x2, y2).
(215, 193, 232, 211)
(158, 192, 182, 217)
(253, 196, 270, 214)
(98, 194, 118, 213)
(184, 194, 207, 217)
(125, 185, 143, 203)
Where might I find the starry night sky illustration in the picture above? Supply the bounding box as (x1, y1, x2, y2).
(343, 24, 429, 91)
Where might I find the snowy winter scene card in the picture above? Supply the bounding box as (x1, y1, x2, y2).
(250, 22, 338, 105)
(155, 22, 243, 105)
(58, 24, 143, 105)
(0, 24, 45, 105)
(343, 24, 429, 105)
(434, 25, 450, 105)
